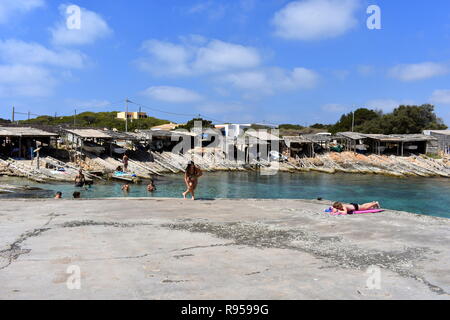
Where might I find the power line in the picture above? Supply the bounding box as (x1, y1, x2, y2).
(127, 99, 229, 124)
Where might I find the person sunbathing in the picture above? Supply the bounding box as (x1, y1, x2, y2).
(332, 201, 381, 215)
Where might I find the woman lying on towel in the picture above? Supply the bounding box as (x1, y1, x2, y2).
(332, 201, 381, 215)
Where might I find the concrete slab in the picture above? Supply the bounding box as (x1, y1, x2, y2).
(0, 198, 449, 300)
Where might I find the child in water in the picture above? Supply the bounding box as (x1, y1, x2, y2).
(332, 201, 381, 215)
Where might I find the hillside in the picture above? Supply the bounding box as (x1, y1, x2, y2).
(19, 111, 170, 131)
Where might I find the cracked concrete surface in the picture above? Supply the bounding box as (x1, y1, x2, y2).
(0, 198, 449, 300)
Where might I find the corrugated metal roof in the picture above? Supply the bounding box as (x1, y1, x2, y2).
(363, 134, 436, 142)
(283, 136, 312, 145)
(0, 126, 57, 137)
(64, 129, 112, 139)
(245, 131, 281, 141)
(337, 132, 436, 142)
(428, 130, 450, 136)
(133, 130, 195, 139)
(337, 132, 366, 140)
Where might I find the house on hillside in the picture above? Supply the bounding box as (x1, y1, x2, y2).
(117, 112, 148, 121)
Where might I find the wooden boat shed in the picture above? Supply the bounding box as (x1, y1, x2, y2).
(0, 126, 57, 159)
(283, 136, 315, 158)
(424, 130, 450, 154)
(337, 132, 438, 156)
(133, 130, 196, 152)
(64, 129, 139, 156)
(243, 131, 281, 161)
(284, 134, 333, 158)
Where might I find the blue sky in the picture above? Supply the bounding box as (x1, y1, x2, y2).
(1, 0, 450, 126)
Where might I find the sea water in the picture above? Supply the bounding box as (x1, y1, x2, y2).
(1, 172, 449, 218)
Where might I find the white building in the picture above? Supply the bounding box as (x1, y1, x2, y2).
(215, 124, 252, 138)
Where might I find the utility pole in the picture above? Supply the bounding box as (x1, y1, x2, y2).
(74, 109, 77, 126)
(351, 110, 355, 132)
(125, 98, 129, 133)
(27, 111, 31, 121)
(12, 106, 14, 122)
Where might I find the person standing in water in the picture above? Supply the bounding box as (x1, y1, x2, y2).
(75, 169, 86, 187)
(147, 181, 156, 192)
(183, 161, 202, 200)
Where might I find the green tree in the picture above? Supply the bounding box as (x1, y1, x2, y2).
(279, 124, 305, 130)
(355, 104, 447, 134)
(177, 118, 214, 131)
(19, 111, 170, 131)
(329, 108, 382, 134)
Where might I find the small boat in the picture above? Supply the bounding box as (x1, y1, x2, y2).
(82, 142, 105, 156)
(112, 146, 127, 154)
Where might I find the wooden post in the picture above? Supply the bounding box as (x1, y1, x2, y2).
(36, 149, 40, 169)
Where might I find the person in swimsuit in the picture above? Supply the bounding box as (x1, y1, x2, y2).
(74, 169, 86, 187)
(54, 192, 62, 199)
(182, 161, 202, 200)
(147, 182, 156, 192)
(123, 154, 129, 172)
(332, 201, 380, 215)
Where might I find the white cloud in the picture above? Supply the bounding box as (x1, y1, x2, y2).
(66, 99, 111, 109)
(0, 64, 55, 97)
(142, 86, 204, 103)
(195, 101, 252, 115)
(222, 67, 319, 96)
(366, 99, 415, 113)
(321, 103, 348, 113)
(194, 40, 260, 73)
(51, 5, 112, 46)
(0, 39, 87, 98)
(431, 89, 450, 105)
(137, 38, 261, 76)
(357, 65, 375, 76)
(0, 39, 85, 68)
(389, 62, 449, 82)
(0, 0, 44, 24)
(272, 0, 359, 40)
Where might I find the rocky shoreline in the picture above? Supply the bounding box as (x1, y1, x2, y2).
(1, 151, 449, 183)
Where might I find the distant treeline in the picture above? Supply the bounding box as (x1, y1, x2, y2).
(6, 104, 449, 135)
(17, 111, 169, 131)
(280, 104, 447, 135)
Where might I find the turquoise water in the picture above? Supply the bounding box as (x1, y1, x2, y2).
(1, 172, 449, 218)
